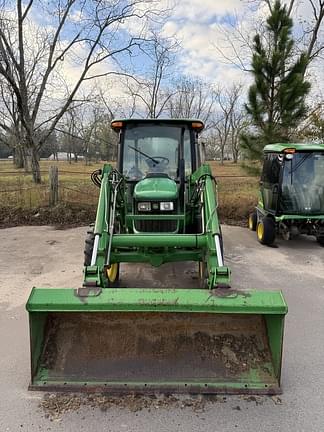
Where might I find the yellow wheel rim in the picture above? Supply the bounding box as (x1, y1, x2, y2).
(107, 263, 118, 282)
(257, 222, 264, 241)
(248, 215, 253, 230)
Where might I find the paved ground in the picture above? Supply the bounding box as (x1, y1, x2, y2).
(0, 225, 324, 431)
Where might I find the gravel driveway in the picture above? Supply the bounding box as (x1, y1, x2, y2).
(0, 225, 323, 431)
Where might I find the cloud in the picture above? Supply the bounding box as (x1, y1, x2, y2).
(169, 0, 244, 22)
(162, 7, 251, 88)
(2, 0, 323, 123)
(161, 0, 324, 102)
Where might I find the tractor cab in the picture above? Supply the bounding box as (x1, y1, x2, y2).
(249, 143, 324, 245)
(112, 119, 204, 233)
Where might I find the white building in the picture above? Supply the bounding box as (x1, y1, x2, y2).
(48, 152, 84, 161)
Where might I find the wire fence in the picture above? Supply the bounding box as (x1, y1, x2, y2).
(0, 165, 258, 209)
(0, 170, 99, 208)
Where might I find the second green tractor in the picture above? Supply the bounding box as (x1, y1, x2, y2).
(250, 143, 324, 246)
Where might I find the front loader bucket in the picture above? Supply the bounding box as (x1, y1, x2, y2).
(26, 288, 287, 394)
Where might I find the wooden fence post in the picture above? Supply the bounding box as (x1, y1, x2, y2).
(49, 166, 59, 207)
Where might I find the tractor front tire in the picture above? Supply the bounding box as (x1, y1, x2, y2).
(103, 263, 120, 287)
(84, 229, 120, 287)
(248, 212, 257, 231)
(257, 217, 276, 246)
(84, 229, 95, 266)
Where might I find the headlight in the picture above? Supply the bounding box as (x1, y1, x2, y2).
(160, 202, 174, 211)
(138, 202, 151, 212)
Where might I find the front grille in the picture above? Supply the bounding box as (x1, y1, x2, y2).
(135, 219, 177, 233)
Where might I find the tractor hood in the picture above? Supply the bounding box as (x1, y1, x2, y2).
(134, 175, 178, 200)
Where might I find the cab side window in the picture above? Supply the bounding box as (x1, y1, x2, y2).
(262, 153, 281, 184)
(261, 153, 281, 212)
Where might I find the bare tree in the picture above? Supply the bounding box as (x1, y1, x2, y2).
(125, 32, 179, 118)
(229, 105, 250, 163)
(295, 0, 324, 63)
(0, 78, 25, 167)
(214, 0, 324, 74)
(212, 84, 246, 164)
(0, 0, 164, 182)
(58, 107, 83, 163)
(167, 77, 216, 127)
(296, 100, 324, 141)
(58, 101, 118, 163)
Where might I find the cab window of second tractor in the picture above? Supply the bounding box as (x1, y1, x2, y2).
(281, 152, 324, 214)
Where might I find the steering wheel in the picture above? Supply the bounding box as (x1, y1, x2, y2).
(145, 156, 169, 170)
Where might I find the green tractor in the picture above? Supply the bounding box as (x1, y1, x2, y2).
(249, 143, 324, 246)
(27, 119, 287, 394)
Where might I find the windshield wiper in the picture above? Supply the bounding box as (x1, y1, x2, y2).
(128, 145, 160, 165)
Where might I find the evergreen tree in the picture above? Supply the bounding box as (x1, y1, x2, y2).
(241, 0, 311, 159)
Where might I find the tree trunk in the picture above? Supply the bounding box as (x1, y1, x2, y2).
(14, 146, 25, 169)
(232, 146, 239, 163)
(24, 148, 32, 173)
(31, 147, 41, 183)
(220, 148, 224, 165)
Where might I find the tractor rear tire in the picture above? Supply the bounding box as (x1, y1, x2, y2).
(316, 236, 324, 246)
(257, 217, 276, 246)
(248, 212, 257, 231)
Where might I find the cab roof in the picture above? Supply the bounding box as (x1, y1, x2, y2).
(264, 143, 324, 153)
(111, 118, 205, 131)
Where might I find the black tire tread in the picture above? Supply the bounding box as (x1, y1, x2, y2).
(84, 229, 95, 266)
(258, 217, 276, 245)
(249, 211, 257, 231)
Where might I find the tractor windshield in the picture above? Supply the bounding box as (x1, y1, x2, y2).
(122, 124, 191, 180)
(281, 152, 324, 214)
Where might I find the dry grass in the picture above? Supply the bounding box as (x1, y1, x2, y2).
(209, 160, 249, 177)
(0, 160, 102, 208)
(209, 161, 259, 225)
(0, 160, 259, 226)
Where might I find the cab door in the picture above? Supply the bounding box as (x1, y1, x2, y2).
(260, 153, 281, 213)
